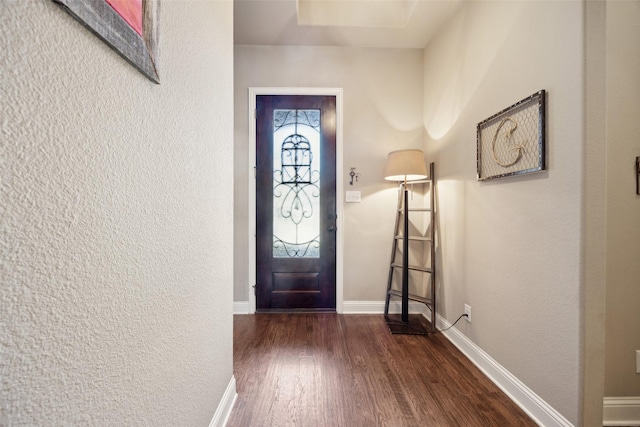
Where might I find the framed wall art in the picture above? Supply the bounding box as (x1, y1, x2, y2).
(52, 0, 160, 83)
(477, 90, 546, 181)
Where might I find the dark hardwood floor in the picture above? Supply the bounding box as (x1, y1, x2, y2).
(227, 313, 537, 427)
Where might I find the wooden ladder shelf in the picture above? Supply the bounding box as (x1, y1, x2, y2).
(384, 162, 436, 333)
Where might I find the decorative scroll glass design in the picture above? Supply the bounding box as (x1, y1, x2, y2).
(273, 109, 321, 258)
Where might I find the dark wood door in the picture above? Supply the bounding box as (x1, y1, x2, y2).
(256, 95, 337, 311)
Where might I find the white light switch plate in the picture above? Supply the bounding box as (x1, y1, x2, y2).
(345, 191, 361, 203)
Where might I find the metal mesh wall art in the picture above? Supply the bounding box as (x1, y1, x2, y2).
(477, 90, 546, 181)
(272, 109, 321, 258)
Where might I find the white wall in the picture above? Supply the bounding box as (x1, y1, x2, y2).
(422, 1, 583, 424)
(0, 1, 234, 424)
(604, 0, 640, 397)
(234, 46, 424, 304)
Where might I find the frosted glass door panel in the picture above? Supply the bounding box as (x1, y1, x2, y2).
(272, 109, 321, 258)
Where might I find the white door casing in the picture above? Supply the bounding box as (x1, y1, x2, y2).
(248, 87, 344, 314)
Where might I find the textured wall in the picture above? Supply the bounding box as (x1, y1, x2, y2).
(604, 0, 640, 397)
(0, 0, 234, 425)
(234, 46, 425, 303)
(422, 1, 583, 423)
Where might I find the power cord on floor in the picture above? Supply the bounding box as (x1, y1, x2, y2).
(431, 313, 469, 334)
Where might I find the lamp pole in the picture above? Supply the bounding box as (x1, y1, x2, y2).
(402, 177, 409, 324)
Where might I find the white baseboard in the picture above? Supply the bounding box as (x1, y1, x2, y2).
(233, 301, 250, 314)
(209, 376, 237, 427)
(603, 397, 640, 426)
(433, 311, 573, 427)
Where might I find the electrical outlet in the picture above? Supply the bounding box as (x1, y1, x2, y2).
(636, 350, 640, 374)
(464, 304, 471, 323)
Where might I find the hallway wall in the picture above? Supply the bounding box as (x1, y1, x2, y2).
(604, 0, 640, 398)
(421, 1, 584, 424)
(0, 1, 234, 424)
(234, 46, 424, 304)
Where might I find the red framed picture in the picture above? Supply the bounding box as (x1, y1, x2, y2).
(53, 0, 160, 83)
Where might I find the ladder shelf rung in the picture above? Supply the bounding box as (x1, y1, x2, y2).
(391, 263, 432, 273)
(398, 208, 432, 212)
(400, 179, 432, 186)
(395, 235, 432, 242)
(387, 289, 433, 305)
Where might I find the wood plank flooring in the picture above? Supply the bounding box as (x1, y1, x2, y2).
(227, 314, 537, 427)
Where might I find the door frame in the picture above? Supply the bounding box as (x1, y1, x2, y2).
(248, 87, 344, 314)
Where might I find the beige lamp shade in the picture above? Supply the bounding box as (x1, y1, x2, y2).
(384, 149, 428, 181)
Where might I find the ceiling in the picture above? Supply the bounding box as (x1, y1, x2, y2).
(234, 0, 461, 49)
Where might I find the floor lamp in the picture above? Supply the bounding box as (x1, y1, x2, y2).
(384, 149, 429, 335)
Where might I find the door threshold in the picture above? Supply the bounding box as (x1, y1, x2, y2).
(256, 309, 337, 314)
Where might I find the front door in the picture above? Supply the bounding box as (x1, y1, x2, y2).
(256, 95, 337, 311)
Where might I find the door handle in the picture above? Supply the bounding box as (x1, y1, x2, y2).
(328, 210, 336, 231)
